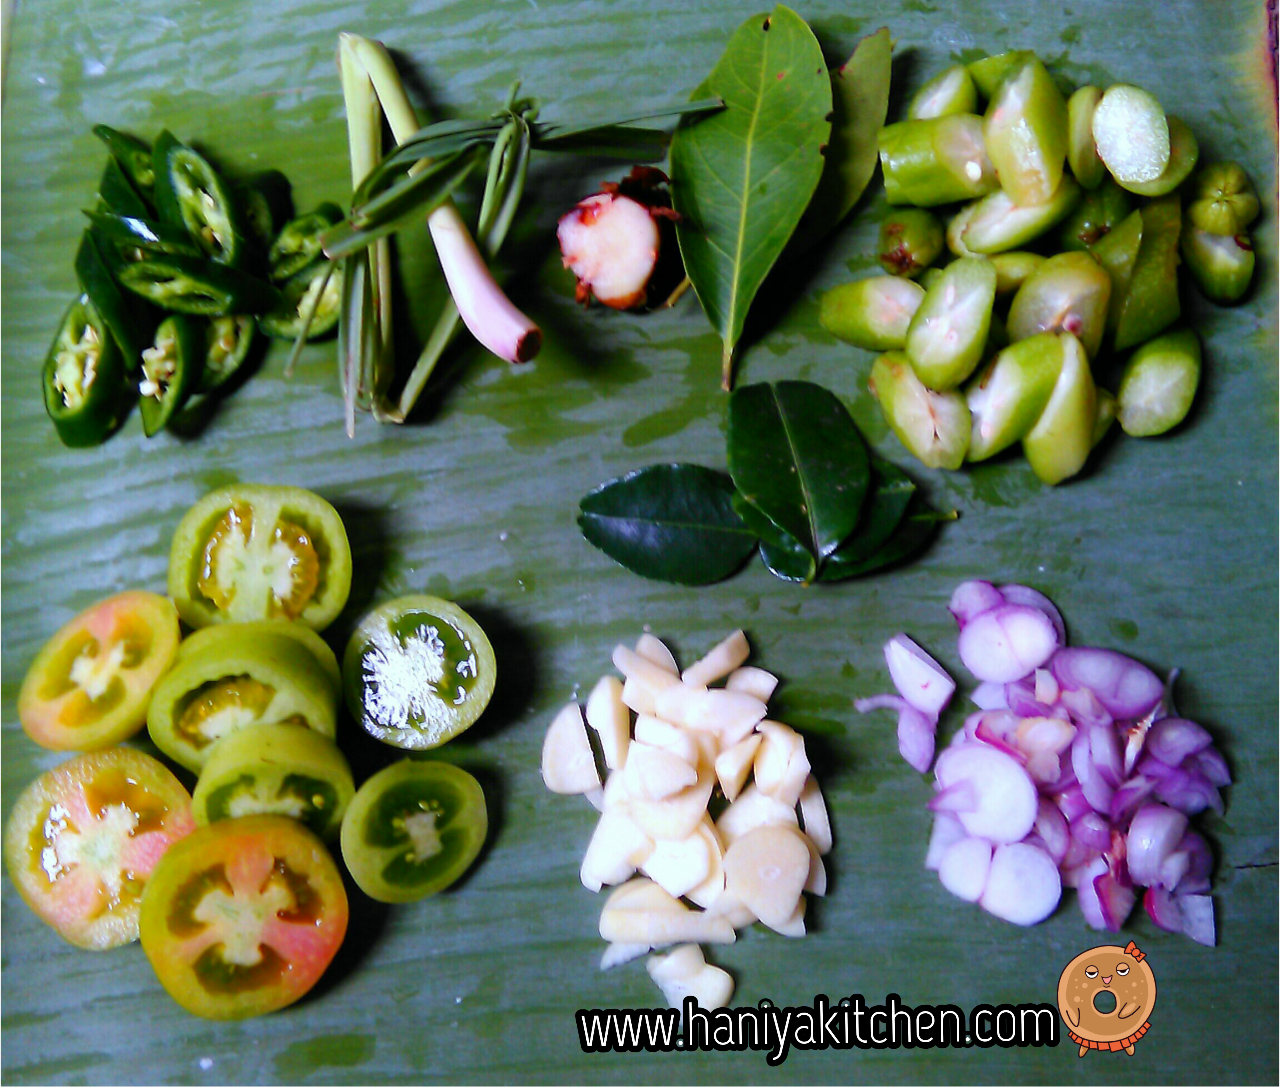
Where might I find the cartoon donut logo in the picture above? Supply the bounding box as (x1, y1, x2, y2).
(1056, 940, 1156, 1057)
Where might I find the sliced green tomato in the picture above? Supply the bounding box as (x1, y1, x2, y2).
(18, 590, 180, 751)
(193, 723, 354, 840)
(3, 748, 194, 949)
(168, 484, 352, 631)
(139, 815, 347, 1020)
(177, 620, 340, 693)
(147, 631, 338, 773)
(343, 596, 497, 750)
(340, 760, 488, 904)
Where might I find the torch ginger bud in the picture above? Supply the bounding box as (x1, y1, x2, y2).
(557, 167, 681, 311)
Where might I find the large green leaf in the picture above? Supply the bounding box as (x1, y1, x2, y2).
(578, 463, 758, 584)
(792, 26, 893, 251)
(827, 454, 916, 565)
(731, 491, 817, 582)
(819, 502, 951, 581)
(727, 380, 870, 562)
(670, 5, 832, 387)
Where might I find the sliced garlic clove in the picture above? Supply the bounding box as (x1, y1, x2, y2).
(635, 633, 679, 675)
(767, 895, 807, 938)
(798, 775, 833, 855)
(684, 818, 727, 909)
(716, 783, 799, 846)
(641, 829, 712, 899)
(622, 676, 658, 716)
(599, 879, 736, 947)
(586, 675, 631, 771)
(634, 715, 700, 767)
(688, 689, 767, 741)
(541, 703, 600, 795)
(753, 721, 811, 808)
(723, 824, 810, 928)
(581, 809, 654, 892)
(726, 666, 779, 703)
(601, 942, 650, 970)
(623, 741, 698, 801)
(613, 644, 681, 692)
(629, 766, 716, 841)
(602, 767, 629, 810)
(647, 946, 736, 1011)
(682, 630, 750, 688)
(654, 682, 707, 730)
(714, 733, 763, 803)
(706, 889, 758, 930)
(802, 833, 827, 896)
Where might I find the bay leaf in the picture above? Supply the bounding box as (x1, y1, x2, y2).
(578, 463, 757, 585)
(792, 26, 893, 252)
(670, 5, 832, 388)
(727, 380, 869, 563)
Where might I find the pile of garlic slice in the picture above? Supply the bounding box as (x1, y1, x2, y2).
(541, 630, 832, 1011)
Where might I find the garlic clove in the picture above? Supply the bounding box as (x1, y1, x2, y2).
(798, 775, 833, 855)
(716, 783, 798, 846)
(714, 733, 763, 804)
(635, 633, 679, 675)
(641, 829, 712, 899)
(753, 721, 811, 807)
(542, 703, 600, 795)
(683, 630, 750, 688)
(726, 666, 779, 703)
(629, 766, 716, 842)
(634, 715, 700, 767)
(581, 809, 654, 892)
(586, 675, 631, 771)
(723, 824, 810, 929)
(623, 741, 698, 801)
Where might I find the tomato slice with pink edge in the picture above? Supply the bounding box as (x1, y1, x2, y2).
(3, 748, 195, 949)
(18, 590, 180, 751)
(139, 815, 348, 1019)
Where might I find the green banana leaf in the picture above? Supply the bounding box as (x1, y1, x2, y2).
(1, 0, 1275, 1083)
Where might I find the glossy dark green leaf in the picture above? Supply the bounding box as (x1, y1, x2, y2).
(578, 463, 758, 585)
(669, 5, 832, 385)
(727, 380, 870, 563)
(820, 502, 953, 581)
(731, 492, 816, 582)
(826, 455, 917, 565)
(792, 26, 893, 252)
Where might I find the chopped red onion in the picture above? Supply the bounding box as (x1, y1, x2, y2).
(1172, 829, 1213, 894)
(1071, 728, 1114, 814)
(1034, 668, 1060, 705)
(974, 719, 1026, 762)
(998, 583, 1067, 645)
(1126, 802, 1189, 887)
(1055, 784, 1093, 823)
(1072, 811, 1113, 852)
(1109, 775, 1156, 825)
(1146, 717, 1214, 766)
(1059, 686, 1113, 730)
(1005, 678, 1053, 718)
(958, 605, 1059, 683)
(1192, 746, 1231, 788)
(970, 680, 1009, 710)
(1158, 849, 1191, 891)
(938, 837, 993, 902)
(929, 780, 978, 815)
(979, 842, 1061, 925)
(1051, 647, 1163, 720)
(1153, 766, 1222, 816)
(949, 580, 1005, 627)
(1033, 801, 1069, 863)
(1060, 843, 1101, 881)
(1090, 720, 1125, 788)
(884, 634, 956, 719)
(934, 744, 1038, 843)
(1144, 887, 1216, 946)
(925, 813, 967, 870)
(898, 704, 937, 774)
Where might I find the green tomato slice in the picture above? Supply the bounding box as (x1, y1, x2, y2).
(139, 815, 347, 1019)
(148, 630, 337, 773)
(340, 760, 488, 903)
(177, 620, 341, 694)
(343, 595, 496, 750)
(18, 590, 180, 751)
(3, 748, 195, 949)
(193, 722, 354, 840)
(168, 484, 352, 631)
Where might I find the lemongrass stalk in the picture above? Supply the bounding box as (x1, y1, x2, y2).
(352, 34, 540, 366)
